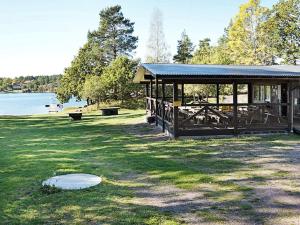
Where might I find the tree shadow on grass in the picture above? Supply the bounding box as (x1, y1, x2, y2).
(0, 114, 300, 224)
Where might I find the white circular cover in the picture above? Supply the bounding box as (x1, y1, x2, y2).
(42, 173, 101, 190)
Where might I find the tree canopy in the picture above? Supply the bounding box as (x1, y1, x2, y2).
(190, 0, 299, 66)
(191, 38, 214, 64)
(88, 5, 138, 64)
(227, 0, 270, 65)
(57, 5, 139, 104)
(263, 0, 300, 64)
(173, 31, 194, 64)
(56, 1, 299, 107)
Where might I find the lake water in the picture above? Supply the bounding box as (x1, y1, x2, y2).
(0, 93, 86, 115)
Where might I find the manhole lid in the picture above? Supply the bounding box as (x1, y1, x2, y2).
(42, 173, 101, 190)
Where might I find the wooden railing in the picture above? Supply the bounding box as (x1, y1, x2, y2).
(146, 98, 289, 134)
(179, 103, 288, 133)
(146, 97, 174, 125)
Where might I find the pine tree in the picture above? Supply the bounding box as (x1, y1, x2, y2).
(173, 31, 194, 64)
(88, 5, 138, 64)
(57, 5, 138, 103)
(191, 38, 213, 64)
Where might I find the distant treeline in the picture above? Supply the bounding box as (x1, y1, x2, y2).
(0, 75, 62, 93)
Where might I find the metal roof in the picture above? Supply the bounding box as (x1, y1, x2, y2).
(141, 63, 300, 78)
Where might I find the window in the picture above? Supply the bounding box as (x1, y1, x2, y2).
(253, 85, 271, 103)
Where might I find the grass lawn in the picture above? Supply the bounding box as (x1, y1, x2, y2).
(0, 110, 300, 225)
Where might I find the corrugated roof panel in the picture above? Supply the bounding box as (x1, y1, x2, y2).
(141, 64, 300, 77)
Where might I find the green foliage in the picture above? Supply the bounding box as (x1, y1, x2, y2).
(100, 56, 140, 102)
(173, 30, 194, 64)
(191, 38, 213, 64)
(88, 5, 138, 63)
(185, 84, 217, 101)
(190, 0, 298, 66)
(57, 5, 138, 104)
(0, 75, 61, 93)
(0, 78, 13, 92)
(81, 75, 105, 106)
(227, 0, 271, 65)
(191, 33, 233, 65)
(81, 56, 141, 106)
(263, 0, 300, 64)
(211, 25, 233, 65)
(56, 42, 103, 103)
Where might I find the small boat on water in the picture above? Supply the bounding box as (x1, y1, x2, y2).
(45, 96, 63, 113)
(45, 103, 63, 113)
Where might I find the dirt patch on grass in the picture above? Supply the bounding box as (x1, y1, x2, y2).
(121, 125, 300, 225)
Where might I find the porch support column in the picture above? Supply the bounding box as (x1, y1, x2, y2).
(155, 77, 159, 126)
(162, 82, 166, 132)
(173, 82, 179, 138)
(150, 79, 153, 115)
(233, 81, 238, 135)
(216, 83, 220, 107)
(181, 83, 185, 106)
(248, 83, 253, 104)
(288, 82, 294, 132)
(145, 83, 149, 113)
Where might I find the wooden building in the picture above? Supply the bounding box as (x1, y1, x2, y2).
(134, 64, 300, 138)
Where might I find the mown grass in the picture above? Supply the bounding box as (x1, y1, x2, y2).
(0, 110, 299, 224)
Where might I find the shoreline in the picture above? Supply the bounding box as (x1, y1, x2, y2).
(0, 91, 55, 94)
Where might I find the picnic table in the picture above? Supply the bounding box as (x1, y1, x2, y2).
(68, 112, 82, 120)
(100, 107, 120, 116)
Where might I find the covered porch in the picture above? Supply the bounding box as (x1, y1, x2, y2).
(134, 64, 300, 138)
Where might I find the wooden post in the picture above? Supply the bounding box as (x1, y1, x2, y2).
(181, 83, 185, 106)
(288, 82, 294, 132)
(233, 81, 238, 135)
(248, 83, 253, 104)
(145, 83, 149, 113)
(216, 83, 220, 108)
(150, 79, 153, 115)
(155, 78, 159, 126)
(162, 82, 166, 132)
(173, 82, 179, 138)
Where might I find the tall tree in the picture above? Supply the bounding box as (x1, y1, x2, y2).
(57, 5, 138, 103)
(146, 8, 171, 63)
(88, 5, 138, 64)
(227, 0, 270, 65)
(173, 31, 194, 64)
(191, 38, 213, 64)
(263, 0, 300, 65)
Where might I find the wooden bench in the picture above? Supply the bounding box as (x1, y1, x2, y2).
(68, 112, 82, 120)
(100, 107, 120, 116)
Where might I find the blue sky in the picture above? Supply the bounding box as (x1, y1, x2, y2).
(0, 0, 278, 77)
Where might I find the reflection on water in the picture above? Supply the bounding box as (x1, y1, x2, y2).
(0, 93, 85, 115)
